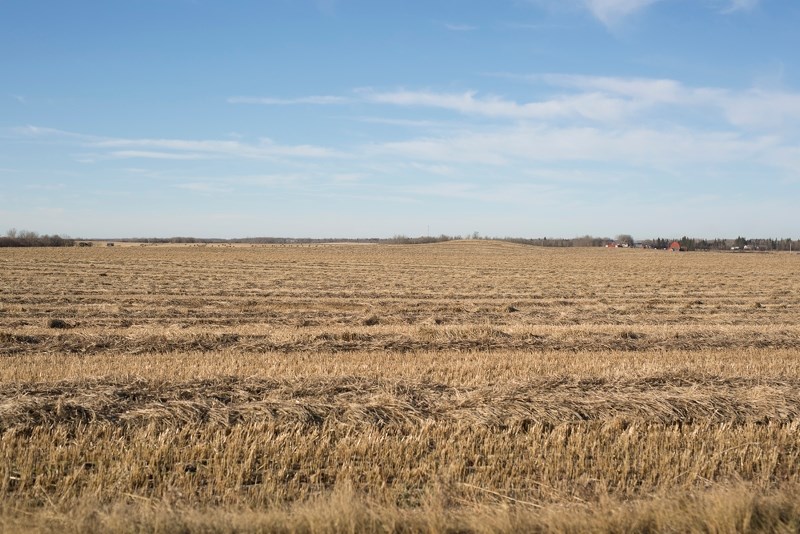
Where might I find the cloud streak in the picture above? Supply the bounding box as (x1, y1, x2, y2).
(368, 124, 778, 169)
(584, 0, 662, 26)
(227, 73, 800, 132)
(723, 0, 759, 13)
(362, 89, 634, 122)
(15, 127, 344, 160)
(11, 71, 799, 219)
(533, 0, 757, 27)
(362, 75, 800, 131)
(228, 95, 348, 105)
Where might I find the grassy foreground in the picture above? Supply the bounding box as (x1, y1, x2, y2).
(3, 484, 800, 533)
(2, 242, 800, 532)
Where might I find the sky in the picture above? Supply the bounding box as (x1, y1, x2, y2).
(1, 0, 799, 239)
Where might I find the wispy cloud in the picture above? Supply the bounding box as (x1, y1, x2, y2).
(359, 76, 800, 173)
(368, 125, 776, 168)
(105, 139, 341, 160)
(530, 0, 663, 27)
(583, 0, 662, 26)
(723, 0, 759, 13)
(11, 71, 800, 223)
(227, 95, 348, 105)
(13, 125, 90, 139)
(362, 89, 633, 121)
(580, 0, 759, 25)
(545, 74, 800, 129)
(363, 75, 800, 131)
(541, 73, 683, 102)
(531, 0, 757, 27)
(15, 127, 344, 160)
(444, 23, 478, 31)
(716, 89, 800, 129)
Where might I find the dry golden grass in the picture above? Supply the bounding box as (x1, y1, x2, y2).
(2, 241, 800, 532)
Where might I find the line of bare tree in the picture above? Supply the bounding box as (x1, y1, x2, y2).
(3, 228, 798, 251)
(0, 229, 74, 248)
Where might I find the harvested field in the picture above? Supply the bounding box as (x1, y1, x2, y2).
(2, 242, 800, 532)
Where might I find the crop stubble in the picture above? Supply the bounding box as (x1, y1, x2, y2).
(1, 241, 800, 532)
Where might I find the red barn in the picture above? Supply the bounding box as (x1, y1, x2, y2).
(668, 241, 681, 252)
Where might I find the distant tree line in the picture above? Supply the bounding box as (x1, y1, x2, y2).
(0, 229, 74, 248)
(646, 236, 800, 251)
(386, 235, 459, 244)
(234, 237, 382, 244)
(117, 237, 218, 244)
(3, 227, 799, 251)
(500, 235, 610, 247)
(116, 235, 459, 245)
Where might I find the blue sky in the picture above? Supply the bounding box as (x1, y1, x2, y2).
(1, 0, 799, 239)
